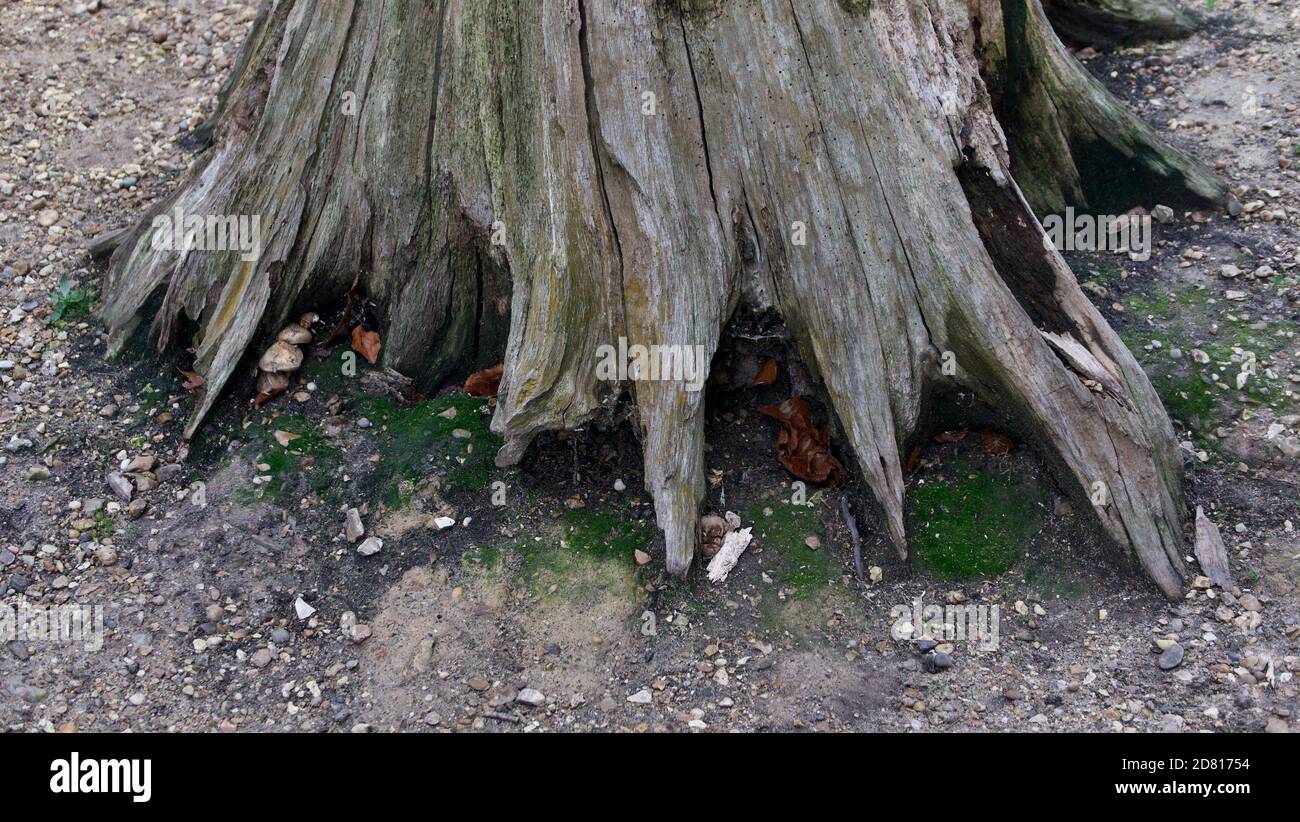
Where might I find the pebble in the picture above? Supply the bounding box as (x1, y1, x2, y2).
(627, 688, 653, 705)
(344, 508, 364, 542)
(517, 688, 546, 707)
(1157, 643, 1184, 670)
(357, 536, 383, 556)
(293, 597, 316, 620)
(106, 471, 134, 502)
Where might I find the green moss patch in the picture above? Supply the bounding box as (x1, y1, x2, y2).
(907, 463, 1045, 580)
(357, 393, 501, 502)
(746, 496, 837, 598)
(466, 506, 652, 603)
(241, 414, 344, 504)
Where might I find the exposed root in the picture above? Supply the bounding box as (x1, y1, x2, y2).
(1042, 0, 1196, 48)
(981, 0, 1225, 215)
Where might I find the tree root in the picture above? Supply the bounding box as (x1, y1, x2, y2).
(1042, 0, 1196, 49)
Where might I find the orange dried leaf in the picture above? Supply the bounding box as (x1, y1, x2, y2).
(752, 358, 778, 387)
(350, 325, 381, 365)
(464, 363, 504, 398)
(180, 369, 206, 393)
(906, 446, 922, 474)
(979, 428, 1015, 455)
(934, 428, 968, 444)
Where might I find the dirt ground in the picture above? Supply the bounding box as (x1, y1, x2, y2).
(0, 0, 1296, 732)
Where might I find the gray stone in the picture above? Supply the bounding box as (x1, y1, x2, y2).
(1157, 643, 1184, 670)
(344, 508, 364, 543)
(106, 471, 134, 502)
(517, 688, 546, 707)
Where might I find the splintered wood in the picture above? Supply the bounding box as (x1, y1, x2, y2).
(706, 512, 753, 583)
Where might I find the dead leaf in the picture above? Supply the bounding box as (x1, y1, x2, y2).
(906, 446, 922, 474)
(979, 428, 1015, 455)
(351, 325, 382, 365)
(273, 430, 302, 447)
(934, 428, 967, 444)
(180, 369, 206, 393)
(464, 364, 504, 398)
(757, 397, 846, 485)
(752, 358, 778, 386)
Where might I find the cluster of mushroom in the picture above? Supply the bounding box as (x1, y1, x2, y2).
(256, 312, 318, 404)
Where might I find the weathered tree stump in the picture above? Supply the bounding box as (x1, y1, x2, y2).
(99, 0, 1226, 599)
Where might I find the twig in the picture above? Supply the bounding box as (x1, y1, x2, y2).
(481, 711, 521, 724)
(839, 496, 864, 582)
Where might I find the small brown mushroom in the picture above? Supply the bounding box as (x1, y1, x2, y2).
(258, 340, 304, 373)
(255, 370, 290, 405)
(277, 323, 313, 345)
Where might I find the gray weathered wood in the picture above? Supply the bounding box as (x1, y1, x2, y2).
(1194, 505, 1233, 590)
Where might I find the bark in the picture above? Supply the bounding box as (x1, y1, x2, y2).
(1042, 0, 1196, 48)
(99, 0, 1227, 600)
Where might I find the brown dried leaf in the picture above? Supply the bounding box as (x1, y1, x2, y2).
(273, 430, 301, 447)
(180, 369, 206, 394)
(351, 325, 381, 365)
(933, 428, 968, 444)
(752, 358, 778, 387)
(464, 363, 504, 398)
(979, 428, 1015, 455)
(757, 397, 846, 485)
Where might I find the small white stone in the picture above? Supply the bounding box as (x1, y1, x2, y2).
(294, 597, 316, 620)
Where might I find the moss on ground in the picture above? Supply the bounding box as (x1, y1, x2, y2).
(240, 413, 344, 505)
(464, 505, 652, 602)
(746, 496, 837, 598)
(357, 392, 501, 504)
(1117, 284, 1297, 447)
(907, 462, 1046, 580)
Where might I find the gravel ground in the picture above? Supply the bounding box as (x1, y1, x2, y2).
(0, 0, 1296, 733)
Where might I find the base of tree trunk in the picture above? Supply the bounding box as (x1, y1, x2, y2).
(98, 0, 1226, 600)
